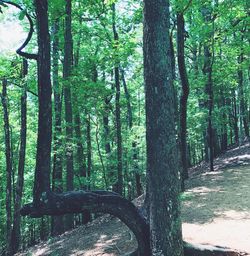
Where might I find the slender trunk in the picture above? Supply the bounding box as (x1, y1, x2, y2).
(177, 12, 190, 190)
(232, 91, 239, 144)
(112, 3, 123, 195)
(10, 59, 28, 254)
(86, 114, 92, 183)
(238, 52, 249, 138)
(1, 79, 13, 255)
(33, 0, 52, 206)
(144, 0, 183, 254)
(121, 69, 132, 128)
(74, 113, 87, 178)
(73, 15, 87, 180)
(121, 69, 143, 197)
(202, 5, 214, 172)
(63, 0, 74, 229)
(51, 18, 64, 236)
(95, 124, 108, 189)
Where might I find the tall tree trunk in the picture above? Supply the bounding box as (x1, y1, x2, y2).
(51, 18, 64, 236)
(177, 12, 190, 190)
(202, 5, 214, 172)
(74, 113, 87, 178)
(33, 0, 52, 206)
(86, 114, 92, 186)
(238, 52, 249, 138)
(121, 69, 132, 128)
(73, 16, 87, 180)
(1, 79, 13, 255)
(63, 0, 74, 229)
(10, 59, 28, 254)
(112, 3, 123, 195)
(232, 91, 239, 144)
(121, 69, 143, 197)
(143, 0, 183, 255)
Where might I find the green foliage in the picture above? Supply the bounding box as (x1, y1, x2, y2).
(0, 0, 249, 252)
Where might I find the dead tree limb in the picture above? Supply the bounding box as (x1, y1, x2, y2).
(20, 190, 150, 256)
(0, 0, 38, 60)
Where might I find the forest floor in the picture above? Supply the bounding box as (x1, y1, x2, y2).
(17, 142, 250, 256)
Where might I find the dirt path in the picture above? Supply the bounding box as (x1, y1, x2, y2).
(17, 143, 250, 255)
(182, 165, 250, 253)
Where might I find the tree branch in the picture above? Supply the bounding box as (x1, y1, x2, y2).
(0, 0, 38, 60)
(20, 190, 150, 256)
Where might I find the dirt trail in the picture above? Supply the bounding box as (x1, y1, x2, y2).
(17, 143, 250, 255)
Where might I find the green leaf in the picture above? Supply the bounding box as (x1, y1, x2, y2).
(18, 10, 26, 21)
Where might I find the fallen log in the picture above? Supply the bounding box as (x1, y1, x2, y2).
(20, 190, 245, 256)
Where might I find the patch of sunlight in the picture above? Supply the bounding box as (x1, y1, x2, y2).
(183, 219, 250, 253)
(187, 186, 221, 194)
(215, 210, 250, 220)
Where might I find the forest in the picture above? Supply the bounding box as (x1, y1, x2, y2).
(0, 0, 249, 255)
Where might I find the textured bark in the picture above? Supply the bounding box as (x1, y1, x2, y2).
(1, 79, 13, 255)
(112, 3, 123, 195)
(143, 0, 183, 255)
(177, 12, 190, 190)
(33, 0, 52, 206)
(238, 52, 249, 138)
(63, 0, 74, 192)
(10, 59, 28, 254)
(51, 19, 64, 236)
(202, 5, 214, 172)
(63, 0, 74, 229)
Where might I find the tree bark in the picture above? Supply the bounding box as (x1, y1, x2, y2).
(202, 5, 214, 172)
(33, 0, 52, 206)
(238, 52, 249, 138)
(112, 3, 123, 195)
(1, 79, 13, 255)
(10, 59, 28, 254)
(177, 12, 190, 190)
(143, 0, 183, 255)
(51, 18, 64, 236)
(86, 114, 92, 183)
(63, 0, 74, 230)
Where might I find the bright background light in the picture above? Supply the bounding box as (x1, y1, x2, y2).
(0, 5, 26, 55)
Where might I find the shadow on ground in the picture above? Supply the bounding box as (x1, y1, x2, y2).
(182, 165, 250, 224)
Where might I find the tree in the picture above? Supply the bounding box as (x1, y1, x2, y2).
(10, 59, 28, 254)
(1, 78, 13, 255)
(32, 0, 52, 206)
(176, 1, 191, 190)
(143, 0, 183, 255)
(63, 0, 75, 230)
(51, 18, 64, 236)
(112, 3, 123, 195)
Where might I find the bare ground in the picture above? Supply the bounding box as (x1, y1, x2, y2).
(17, 143, 250, 256)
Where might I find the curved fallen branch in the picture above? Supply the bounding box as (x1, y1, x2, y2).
(20, 190, 244, 256)
(20, 190, 150, 256)
(0, 0, 38, 60)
